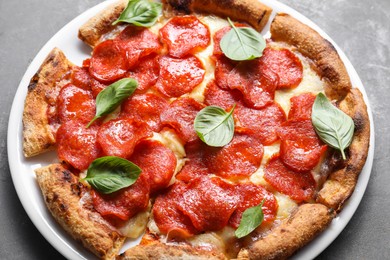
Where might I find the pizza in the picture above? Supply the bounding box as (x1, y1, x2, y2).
(22, 0, 370, 259)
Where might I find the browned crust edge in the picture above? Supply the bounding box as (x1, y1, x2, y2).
(22, 48, 73, 157)
(165, 0, 272, 31)
(237, 204, 335, 260)
(78, 0, 128, 47)
(35, 164, 125, 259)
(117, 240, 227, 260)
(270, 13, 352, 101)
(317, 88, 370, 211)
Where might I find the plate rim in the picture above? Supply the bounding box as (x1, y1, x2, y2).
(7, 0, 375, 259)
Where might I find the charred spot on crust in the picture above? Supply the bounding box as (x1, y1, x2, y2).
(61, 169, 73, 183)
(28, 73, 39, 91)
(59, 202, 68, 212)
(71, 183, 83, 197)
(257, 10, 266, 26)
(353, 112, 365, 133)
(167, 0, 192, 12)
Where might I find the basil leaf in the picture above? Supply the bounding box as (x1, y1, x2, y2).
(194, 105, 235, 147)
(220, 18, 266, 61)
(112, 0, 162, 27)
(235, 200, 265, 238)
(87, 78, 137, 128)
(311, 93, 355, 160)
(84, 156, 142, 194)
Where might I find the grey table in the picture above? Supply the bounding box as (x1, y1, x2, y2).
(1, 0, 389, 259)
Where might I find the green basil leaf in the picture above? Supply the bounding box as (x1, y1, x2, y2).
(235, 200, 265, 238)
(87, 78, 137, 128)
(311, 93, 355, 160)
(84, 156, 142, 194)
(194, 105, 235, 147)
(220, 18, 266, 61)
(112, 0, 162, 27)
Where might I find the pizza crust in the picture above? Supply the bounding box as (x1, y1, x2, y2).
(118, 241, 226, 259)
(317, 88, 370, 211)
(270, 13, 352, 101)
(78, 0, 128, 47)
(22, 48, 73, 157)
(164, 0, 272, 31)
(237, 204, 335, 260)
(35, 164, 125, 259)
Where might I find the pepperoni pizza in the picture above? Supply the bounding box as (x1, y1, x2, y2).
(22, 0, 370, 259)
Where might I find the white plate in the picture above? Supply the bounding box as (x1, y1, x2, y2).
(7, 0, 375, 259)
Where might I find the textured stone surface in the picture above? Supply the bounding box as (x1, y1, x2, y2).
(0, 0, 389, 259)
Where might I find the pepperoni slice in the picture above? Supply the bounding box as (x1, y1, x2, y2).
(56, 120, 102, 170)
(116, 26, 161, 69)
(175, 140, 210, 183)
(127, 54, 160, 93)
(214, 56, 278, 109)
(177, 176, 239, 231)
(129, 139, 176, 194)
(152, 182, 199, 238)
(278, 119, 327, 172)
(89, 39, 128, 83)
(288, 93, 316, 120)
(235, 103, 287, 145)
(97, 118, 152, 158)
(160, 16, 210, 58)
(92, 173, 150, 221)
(214, 55, 238, 90)
(203, 80, 242, 110)
(204, 132, 264, 180)
(229, 183, 278, 228)
(56, 84, 96, 123)
(121, 93, 168, 132)
(260, 48, 303, 89)
(90, 78, 108, 98)
(160, 97, 205, 143)
(228, 59, 279, 109)
(264, 155, 316, 202)
(71, 67, 92, 90)
(156, 55, 205, 98)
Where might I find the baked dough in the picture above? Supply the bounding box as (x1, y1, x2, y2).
(23, 48, 73, 157)
(35, 164, 126, 259)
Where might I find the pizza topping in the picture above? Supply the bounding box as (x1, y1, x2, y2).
(90, 78, 108, 98)
(152, 182, 199, 238)
(288, 93, 316, 120)
(160, 15, 210, 58)
(85, 156, 142, 194)
(89, 39, 128, 83)
(57, 84, 96, 124)
(56, 120, 102, 171)
(234, 200, 264, 238)
(260, 48, 303, 89)
(127, 54, 160, 93)
(264, 155, 316, 202)
(87, 78, 138, 127)
(97, 117, 152, 159)
(220, 18, 266, 61)
(204, 132, 264, 179)
(235, 103, 286, 145)
(113, 0, 162, 27)
(156, 55, 205, 98)
(278, 119, 327, 172)
(121, 93, 168, 132)
(229, 183, 278, 229)
(116, 26, 162, 69)
(71, 67, 92, 90)
(92, 172, 150, 221)
(311, 93, 354, 160)
(203, 80, 242, 110)
(213, 24, 246, 56)
(160, 97, 205, 143)
(175, 141, 210, 183)
(194, 105, 235, 147)
(129, 139, 176, 194)
(177, 176, 239, 232)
